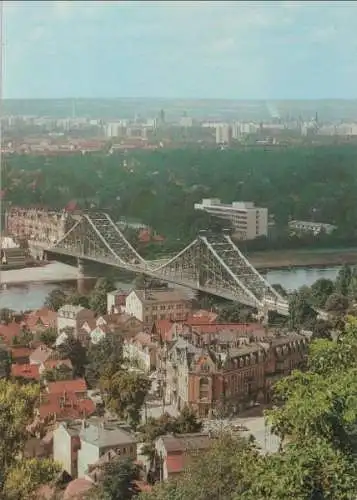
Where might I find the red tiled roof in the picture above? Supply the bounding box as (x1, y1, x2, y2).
(25, 308, 57, 330)
(63, 478, 93, 499)
(47, 378, 87, 395)
(11, 363, 40, 380)
(138, 229, 151, 243)
(0, 322, 22, 345)
(38, 392, 95, 421)
(154, 319, 174, 341)
(11, 346, 32, 361)
(30, 345, 54, 365)
(166, 454, 186, 474)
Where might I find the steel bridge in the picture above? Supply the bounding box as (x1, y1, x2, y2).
(45, 211, 289, 316)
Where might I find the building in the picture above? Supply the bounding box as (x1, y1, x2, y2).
(194, 199, 268, 240)
(124, 332, 158, 372)
(215, 124, 232, 144)
(5, 206, 71, 244)
(106, 290, 128, 314)
(289, 220, 337, 236)
(77, 419, 137, 477)
(57, 305, 95, 336)
(155, 433, 212, 481)
(125, 289, 191, 327)
(164, 331, 308, 418)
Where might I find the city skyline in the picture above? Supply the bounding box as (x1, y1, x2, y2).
(3, 0, 357, 100)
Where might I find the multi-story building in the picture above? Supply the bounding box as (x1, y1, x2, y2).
(194, 199, 268, 240)
(215, 124, 232, 144)
(57, 305, 95, 336)
(289, 220, 337, 236)
(125, 289, 191, 327)
(5, 206, 71, 244)
(164, 331, 308, 418)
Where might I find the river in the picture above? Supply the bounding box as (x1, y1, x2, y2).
(0, 262, 341, 312)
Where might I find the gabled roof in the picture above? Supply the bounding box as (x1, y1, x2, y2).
(158, 433, 212, 453)
(0, 322, 22, 345)
(38, 393, 95, 421)
(47, 378, 87, 395)
(131, 288, 191, 304)
(11, 346, 32, 360)
(11, 363, 40, 380)
(30, 345, 54, 364)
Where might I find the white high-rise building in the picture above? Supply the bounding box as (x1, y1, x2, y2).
(194, 199, 268, 240)
(215, 124, 232, 144)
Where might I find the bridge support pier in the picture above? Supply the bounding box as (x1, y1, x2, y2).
(77, 258, 86, 295)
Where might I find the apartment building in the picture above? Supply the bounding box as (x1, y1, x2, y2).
(164, 331, 308, 418)
(194, 198, 268, 240)
(125, 289, 191, 327)
(6, 206, 71, 244)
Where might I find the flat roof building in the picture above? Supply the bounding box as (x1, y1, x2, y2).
(194, 199, 268, 240)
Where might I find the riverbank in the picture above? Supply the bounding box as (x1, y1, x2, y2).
(0, 261, 84, 285)
(248, 247, 357, 270)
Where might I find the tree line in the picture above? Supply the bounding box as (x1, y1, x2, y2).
(4, 145, 357, 253)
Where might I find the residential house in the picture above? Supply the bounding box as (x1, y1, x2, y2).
(125, 289, 191, 327)
(76, 419, 137, 477)
(47, 378, 87, 397)
(11, 363, 40, 381)
(57, 305, 95, 336)
(0, 322, 23, 345)
(53, 421, 82, 478)
(30, 344, 54, 366)
(124, 332, 158, 372)
(25, 308, 57, 336)
(155, 433, 212, 481)
(11, 346, 32, 364)
(106, 289, 128, 314)
(40, 358, 73, 377)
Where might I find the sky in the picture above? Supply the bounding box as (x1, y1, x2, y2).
(3, 0, 357, 100)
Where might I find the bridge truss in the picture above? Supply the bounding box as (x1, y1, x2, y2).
(50, 212, 289, 314)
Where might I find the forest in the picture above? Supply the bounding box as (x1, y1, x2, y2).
(3, 144, 357, 254)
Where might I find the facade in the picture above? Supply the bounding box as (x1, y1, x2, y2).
(106, 290, 128, 314)
(125, 289, 191, 327)
(124, 332, 157, 372)
(194, 199, 268, 240)
(5, 206, 71, 244)
(215, 124, 232, 144)
(289, 220, 337, 236)
(155, 433, 212, 481)
(164, 331, 308, 418)
(53, 421, 82, 478)
(77, 420, 137, 478)
(57, 305, 95, 336)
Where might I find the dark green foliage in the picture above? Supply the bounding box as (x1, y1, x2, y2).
(5, 145, 357, 250)
(56, 334, 87, 377)
(85, 334, 123, 387)
(39, 328, 57, 347)
(44, 289, 66, 312)
(310, 278, 335, 308)
(89, 458, 139, 500)
(89, 278, 115, 316)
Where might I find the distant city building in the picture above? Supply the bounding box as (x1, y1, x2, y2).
(194, 199, 268, 240)
(215, 124, 232, 144)
(180, 116, 193, 127)
(289, 220, 337, 236)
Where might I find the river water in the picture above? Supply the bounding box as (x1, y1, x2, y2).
(0, 262, 341, 312)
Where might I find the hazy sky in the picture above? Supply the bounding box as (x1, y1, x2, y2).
(3, 0, 357, 99)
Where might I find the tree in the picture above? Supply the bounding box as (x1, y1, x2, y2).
(89, 278, 115, 316)
(3, 458, 61, 500)
(310, 278, 335, 308)
(57, 334, 87, 377)
(244, 439, 357, 500)
(0, 380, 40, 472)
(0, 308, 13, 324)
(311, 318, 333, 339)
(324, 293, 349, 314)
(44, 288, 66, 312)
(67, 292, 90, 309)
(288, 288, 317, 330)
(140, 434, 259, 500)
(39, 328, 57, 347)
(101, 370, 151, 427)
(85, 334, 123, 387)
(89, 458, 139, 500)
(335, 264, 353, 296)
